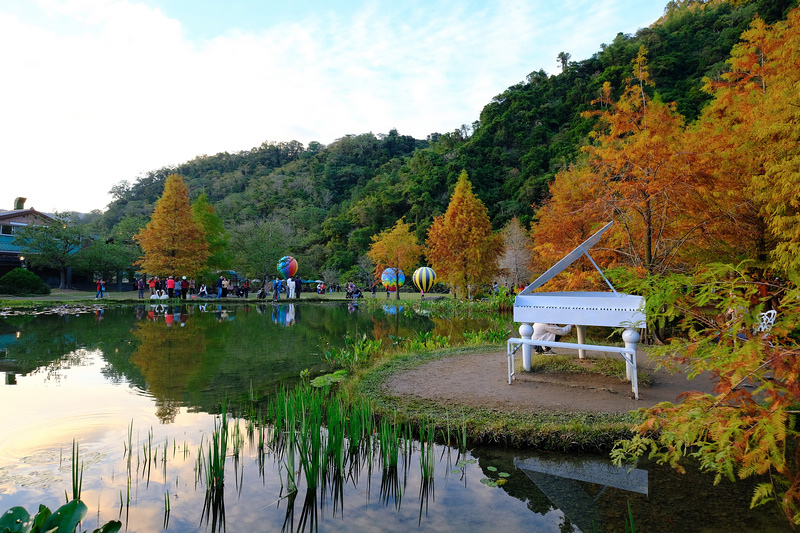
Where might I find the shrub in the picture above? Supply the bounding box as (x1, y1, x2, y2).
(0, 268, 51, 295)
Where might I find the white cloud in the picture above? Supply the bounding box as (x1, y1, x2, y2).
(0, 0, 664, 213)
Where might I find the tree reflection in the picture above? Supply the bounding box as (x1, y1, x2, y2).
(131, 305, 209, 423)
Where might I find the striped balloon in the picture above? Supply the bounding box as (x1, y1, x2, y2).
(412, 267, 436, 293)
(381, 268, 405, 292)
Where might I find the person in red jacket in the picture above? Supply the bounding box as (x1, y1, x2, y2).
(166, 276, 176, 299)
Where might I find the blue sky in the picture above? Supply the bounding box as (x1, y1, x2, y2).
(0, 0, 667, 213)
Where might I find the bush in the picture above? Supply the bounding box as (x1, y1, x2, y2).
(0, 268, 51, 295)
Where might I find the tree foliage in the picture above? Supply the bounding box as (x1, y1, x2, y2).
(609, 263, 799, 524)
(134, 174, 209, 277)
(228, 218, 294, 281)
(13, 212, 84, 289)
(366, 218, 423, 298)
(192, 192, 231, 273)
(425, 171, 503, 298)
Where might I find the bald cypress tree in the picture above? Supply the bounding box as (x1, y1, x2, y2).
(425, 170, 503, 298)
(134, 174, 209, 277)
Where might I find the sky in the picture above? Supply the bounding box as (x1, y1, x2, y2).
(0, 0, 667, 214)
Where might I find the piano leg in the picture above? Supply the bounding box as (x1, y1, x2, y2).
(576, 325, 587, 359)
(519, 323, 533, 372)
(623, 328, 641, 400)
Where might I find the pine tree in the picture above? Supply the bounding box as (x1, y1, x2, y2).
(134, 174, 209, 277)
(425, 171, 503, 298)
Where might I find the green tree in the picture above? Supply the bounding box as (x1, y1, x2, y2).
(13, 212, 83, 288)
(192, 192, 232, 273)
(228, 218, 294, 281)
(73, 240, 139, 284)
(366, 218, 423, 299)
(425, 171, 504, 298)
(134, 174, 209, 277)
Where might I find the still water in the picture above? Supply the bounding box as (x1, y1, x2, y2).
(0, 303, 791, 532)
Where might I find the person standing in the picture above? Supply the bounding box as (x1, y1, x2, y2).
(137, 278, 145, 299)
(221, 277, 230, 298)
(216, 275, 224, 298)
(242, 279, 250, 298)
(180, 276, 189, 300)
(287, 277, 296, 299)
(166, 276, 175, 299)
(189, 278, 196, 296)
(295, 278, 302, 299)
(148, 277, 156, 296)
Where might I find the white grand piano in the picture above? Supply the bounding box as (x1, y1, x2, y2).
(507, 222, 647, 399)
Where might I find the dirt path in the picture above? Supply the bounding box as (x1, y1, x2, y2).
(384, 348, 715, 414)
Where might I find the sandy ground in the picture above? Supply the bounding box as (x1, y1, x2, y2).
(384, 348, 716, 414)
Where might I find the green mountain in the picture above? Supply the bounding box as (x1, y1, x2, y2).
(96, 0, 796, 281)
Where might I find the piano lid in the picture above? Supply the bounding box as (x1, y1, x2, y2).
(519, 221, 617, 296)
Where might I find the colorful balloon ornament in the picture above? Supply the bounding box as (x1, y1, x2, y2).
(277, 256, 298, 279)
(380, 268, 405, 292)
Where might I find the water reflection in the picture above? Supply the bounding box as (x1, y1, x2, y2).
(0, 304, 791, 532)
(272, 303, 299, 327)
(516, 456, 647, 532)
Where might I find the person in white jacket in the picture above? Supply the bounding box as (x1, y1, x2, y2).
(532, 323, 572, 354)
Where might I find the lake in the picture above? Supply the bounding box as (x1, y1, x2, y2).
(0, 303, 791, 532)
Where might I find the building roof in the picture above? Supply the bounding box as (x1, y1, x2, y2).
(0, 208, 54, 223)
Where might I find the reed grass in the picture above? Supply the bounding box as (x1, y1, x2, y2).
(71, 439, 83, 501)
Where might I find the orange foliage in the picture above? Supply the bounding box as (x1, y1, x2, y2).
(134, 174, 210, 277)
(694, 9, 800, 273)
(426, 171, 504, 298)
(366, 218, 423, 284)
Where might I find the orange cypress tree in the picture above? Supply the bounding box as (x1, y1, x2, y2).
(134, 174, 209, 277)
(529, 165, 620, 290)
(533, 47, 701, 276)
(425, 170, 504, 298)
(367, 218, 423, 299)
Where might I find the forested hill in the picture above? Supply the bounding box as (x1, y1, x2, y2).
(96, 0, 797, 281)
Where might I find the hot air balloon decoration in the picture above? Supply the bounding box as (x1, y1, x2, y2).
(277, 256, 298, 279)
(412, 267, 436, 296)
(380, 268, 405, 292)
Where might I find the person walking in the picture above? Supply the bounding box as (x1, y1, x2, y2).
(95, 278, 105, 299)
